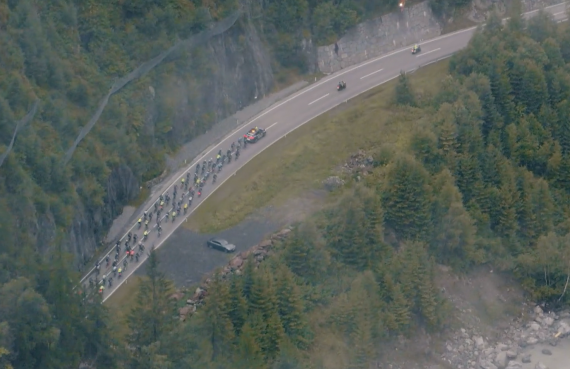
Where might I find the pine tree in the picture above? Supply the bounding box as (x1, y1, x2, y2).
(241, 256, 256, 301)
(383, 156, 433, 240)
(532, 179, 554, 237)
(264, 311, 285, 361)
(203, 273, 235, 361)
(520, 60, 549, 114)
(455, 153, 482, 204)
(282, 222, 328, 284)
(249, 267, 278, 319)
(234, 322, 266, 369)
(416, 257, 439, 330)
(228, 275, 248, 336)
(127, 251, 175, 354)
(390, 284, 411, 333)
(358, 186, 388, 266)
(397, 243, 421, 307)
(494, 164, 519, 238)
(394, 71, 416, 106)
(516, 170, 538, 243)
(436, 104, 459, 169)
(274, 265, 312, 349)
(348, 314, 373, 369)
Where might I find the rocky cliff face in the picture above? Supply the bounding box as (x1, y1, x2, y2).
(153, 18, 274, 148)
(35, 17, 276, 267)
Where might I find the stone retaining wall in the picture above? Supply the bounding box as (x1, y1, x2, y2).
(316, 0, 567, 74)
(317, 2, 441, 74)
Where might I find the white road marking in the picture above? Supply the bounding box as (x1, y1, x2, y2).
(308, 93, 330, 106)
(554, 11, 566, 15)
(266, 122, 278, 130)
(360, 68, 384, 80)
(416, 48, 441, 58)
(85, 1, 569, 287)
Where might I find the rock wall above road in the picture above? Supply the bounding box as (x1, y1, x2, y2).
(317, 2, 442, 74)
(316, 0, 566, 74)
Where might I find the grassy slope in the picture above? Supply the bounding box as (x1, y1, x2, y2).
(108, 61, 449, 337)
(184, 61, 449, 233)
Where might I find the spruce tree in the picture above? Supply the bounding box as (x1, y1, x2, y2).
(241, 256, 256, 301)
(282, 222, 328, 284)
(234, 322, 266, 369)
(532, 179, 554, 236)
(203, 273, 235, 361)
(249, 267, 278, 319)
(394, 71, 416, 106)
(127, 251, 175, 354)
(390, 284, 411, 333)
(358, 186, 388, 266)
(348, 314, 373, 369)
(416, 258, 439, 330)
(228, 275, 248, 336)
(383, 156, 433, 240)
(274, 265, 312, 349)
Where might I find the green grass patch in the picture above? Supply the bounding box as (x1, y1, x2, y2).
(185, 60, 450, 233)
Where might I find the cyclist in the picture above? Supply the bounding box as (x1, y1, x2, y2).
(137, 218, 142, 229)
(184, 203, 188, 214)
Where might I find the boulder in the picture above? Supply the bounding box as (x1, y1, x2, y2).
(229, 256, 244, 269)
(258, 239, 272, 248)
(186, 299, 196, 305)
(557, 320, 570, 337)
(526, 337, 538, 345)
(535, 363, 549, 369)
(534, 306, 543, 315)
(179, 306, 191, 315)
(473, 335, 486, 348)
(506, 351, 517, 360)
(169, 292, 184, 301)
(322, 176, 345, 191)
(505, 361, 522, 369)
(273, 228, 291, 239)
(542, 317, 554, 327)
(252, 247, 266, 256)
(529, 322, 541, 331)
(541, 349, 552, 356)
(494, 351, 508, 369)
(521, 353, 531, 363)
(479, 359, 498, 369)
(496, 343, 509, 352)
(192, 287, 206, 301)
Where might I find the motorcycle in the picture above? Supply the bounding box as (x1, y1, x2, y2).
(411, 45, 421, 54)
(337, 82, 347, 91)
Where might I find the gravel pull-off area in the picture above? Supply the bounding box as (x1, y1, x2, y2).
(442, 306, 570, 369)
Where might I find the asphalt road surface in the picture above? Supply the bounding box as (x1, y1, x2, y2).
(79, 3, 568, 302)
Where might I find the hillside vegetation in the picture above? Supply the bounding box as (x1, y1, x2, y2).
(121, 9, 570, 369)
(3, 2, 570, 369)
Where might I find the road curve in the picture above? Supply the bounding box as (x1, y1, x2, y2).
(79, 3, 568, 302)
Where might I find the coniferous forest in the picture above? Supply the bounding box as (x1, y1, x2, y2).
(3, 4, 570, 369)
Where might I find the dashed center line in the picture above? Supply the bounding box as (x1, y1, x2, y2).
(266, 122, 278, 130)
(308, 93, 330, 106)
(416, 48, 441, 58)
(360, 68, 384, 80)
